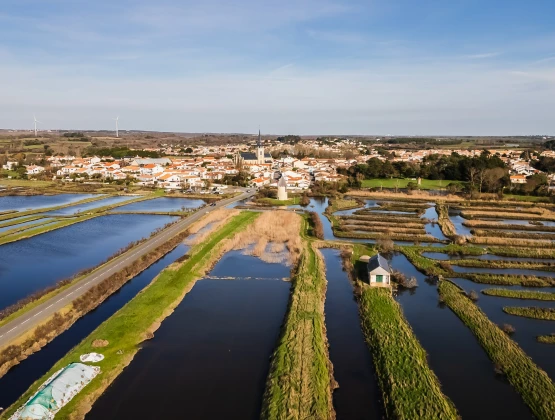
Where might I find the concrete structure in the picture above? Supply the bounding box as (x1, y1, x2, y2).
(277, 176, 288, 201)
(367, 254, 391, 286)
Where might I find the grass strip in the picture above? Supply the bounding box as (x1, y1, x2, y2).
(486, 247, 555, 259)
(503, 307, 555, 321)
(262, 240, 334, 420)
(451, 259, 555, 272)
(469, 236, 555, 248)
(1, 211, 258, 420)
(359, 286, 458, 419)
(537, 334, 555, 344)
(461, 210, 555, 221)
(0, 215, 45, 229)
(472, 229, 555, 241)
(482, 289, 555, 301)
(464, 273, 555, 287)
(334, 229, 440, 243)
(436, 203, 457, 238)
(464, 221, 555, 232)
(438, 280, 555, 419)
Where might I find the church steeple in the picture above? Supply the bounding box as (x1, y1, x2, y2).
(257, 128, 264, 164)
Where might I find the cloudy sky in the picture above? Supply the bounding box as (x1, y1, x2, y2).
(1, 0, 554, 135)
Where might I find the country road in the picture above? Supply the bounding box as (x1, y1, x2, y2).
(0, 191, 254, 349)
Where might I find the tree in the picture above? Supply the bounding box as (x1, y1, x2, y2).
(483, 167, 507, 192)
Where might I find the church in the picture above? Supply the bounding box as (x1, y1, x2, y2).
(235, 130, 273, 166)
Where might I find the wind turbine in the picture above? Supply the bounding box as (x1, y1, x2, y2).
(114, 116, 119, 138)
(33, 115, 41, 137)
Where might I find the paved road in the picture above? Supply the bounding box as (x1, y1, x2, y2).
(0, 190, 254, 348)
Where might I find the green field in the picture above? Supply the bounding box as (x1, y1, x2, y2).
(361, 178, 463, 190)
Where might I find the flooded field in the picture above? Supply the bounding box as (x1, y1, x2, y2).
(87, 251, 291, 420)
(321, 249, 381, 420)
(0, 245, 188, 410)
(451, 277, 555, 380)
(0, 194, 99, 212)
(110, 197, 206, 212)
(390, 253, 533, 419)
(0, 217, 54, 234)
(0, 214, 178, 310)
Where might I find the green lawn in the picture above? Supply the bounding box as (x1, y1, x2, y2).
(256, 196, 300, 206)
(361, 178, 463, 190)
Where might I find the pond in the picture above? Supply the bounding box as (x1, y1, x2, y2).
(0, 214, 179, 310)
(0, 194, 99, 212)
(0, 245, 189, 410)
(0, 218, 55, 234)
(321, 249, 382, 420)
(110, 197, 207, 212)
(87, 251, 291, 420)
(389, 253, 533, 419)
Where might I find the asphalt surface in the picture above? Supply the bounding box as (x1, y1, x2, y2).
(0, 190, 254, 348)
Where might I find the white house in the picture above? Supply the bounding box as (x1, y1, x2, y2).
(367, 254, 391, 287)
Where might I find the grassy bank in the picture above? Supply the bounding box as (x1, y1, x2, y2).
(464, 273, 555, 287)
(469, 236, 555, 248)
(262, 240, 334, 420)
(486, 247, 555, 259)
(1, 211, 258, 420)
(325, 197, 361, 214)
(537, 334, 555, 344)
(503, 307, 555, 321)
(482, 289, 555, 301)
(436, 202, 457, 238)
(256, 196, 301, 206)
(452, 259, 555, 272)
(472, 229, 555, 241)
(359, 286, 458, 419)
(463, 220, 555, 232)
(438, 280, 555, 419)
(334, 229, 440, 243)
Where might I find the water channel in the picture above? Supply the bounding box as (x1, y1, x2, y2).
(87, 251, 291, 420)
(0, 194, 99, 212)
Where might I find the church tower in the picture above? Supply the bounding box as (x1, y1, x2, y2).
(257, 129, 265, 164)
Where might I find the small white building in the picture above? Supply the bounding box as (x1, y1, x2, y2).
(277, 176, 288, 201)
(367, 254, 391, 286)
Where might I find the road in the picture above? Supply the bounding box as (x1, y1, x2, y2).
(0, 190, 254, 349)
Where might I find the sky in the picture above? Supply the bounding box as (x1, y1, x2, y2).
(0, 0, 554, 135)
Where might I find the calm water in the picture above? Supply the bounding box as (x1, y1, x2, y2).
(321, 249, 381, 420)
(0, 218, 54, 234)
(390, 253, 533, 419)
(451, 277, 555, 381)
(110, 197, 206, 212)
(42, 196, 135, 216)
(0, 245, 188, 410)
(422, 206, 448, 241)
(88, 251, 291, 420)
(0, 214, 178, 310)
(0, 194, 98, 212)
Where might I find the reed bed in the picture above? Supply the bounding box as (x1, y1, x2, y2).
(262, 241, 334, 420)
(359, 286, 458, 419)
(461, 210, 555, 221)
(334, 229, 439, 243)
(377, 201, 432, 209)
(482, 289, 555, 301)
(451, 259, 555, 272)
(464, 273, 555, 287)
(463, 220, 555, 232)
(354, 209, 422, 218)
(472, 229, 555, 241)
(537, 334, 555, 344)
(436, 203, 458, 238)
(359, 207, 424, 215)
(308, 211, 325, 239)
(487, 247, 555, 259)
(503, 307, 555, 321)
(454, 206, 546, 215)
(341, 214, 427, 225)
(341, 225, 425, 235)
(469, 236, 555, 248)
(226, 211, 303, 266)
(339, 219, 426, 230)
(438, 280, 555, 419)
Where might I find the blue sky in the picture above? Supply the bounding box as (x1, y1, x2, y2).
(1, 0, 554, 135)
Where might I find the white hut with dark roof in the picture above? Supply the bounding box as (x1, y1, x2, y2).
(367, 254, 391, 286)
